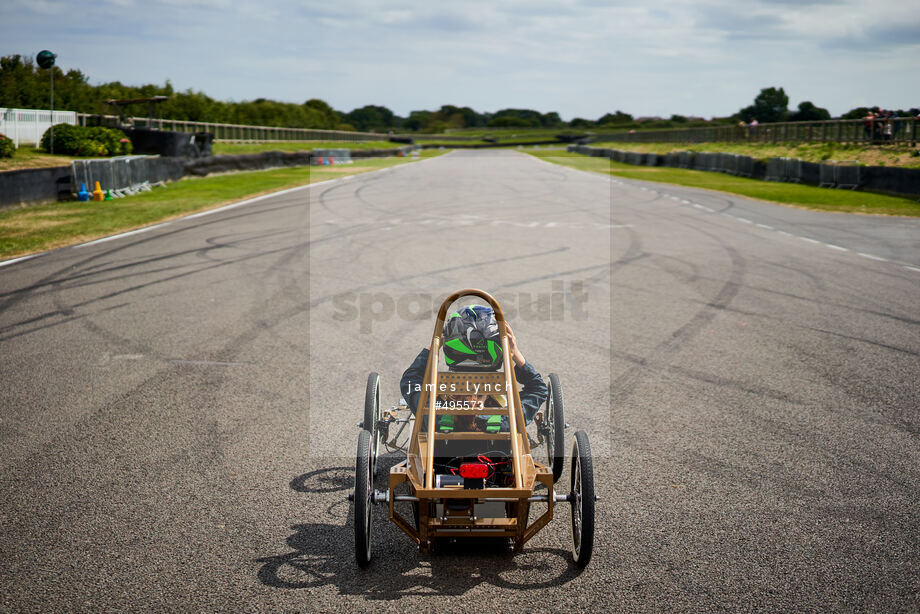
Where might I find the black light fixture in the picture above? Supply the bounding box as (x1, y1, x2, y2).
(37, 50, 57, 153)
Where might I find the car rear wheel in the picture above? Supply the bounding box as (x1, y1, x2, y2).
(545, 373, 566, 483)
(570, 430, 595, 568)
(354, 429, 373, 568)
(364, 372, 381, 479)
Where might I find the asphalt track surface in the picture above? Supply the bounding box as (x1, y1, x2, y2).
(1, 150, 918, 612)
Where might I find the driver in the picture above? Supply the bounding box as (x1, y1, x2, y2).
(400, 304, 548, 433)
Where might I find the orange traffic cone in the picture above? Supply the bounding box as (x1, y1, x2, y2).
(92, 181, 105, 201)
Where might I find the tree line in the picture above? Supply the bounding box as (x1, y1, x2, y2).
(2, 56, 915, 134)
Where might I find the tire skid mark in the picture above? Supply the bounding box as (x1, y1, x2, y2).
(612, 222, 747, 404)
(0, 197, 308, 307)
(307, 247, 570, 310)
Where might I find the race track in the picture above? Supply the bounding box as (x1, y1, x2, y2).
(1, 150, 918, 611)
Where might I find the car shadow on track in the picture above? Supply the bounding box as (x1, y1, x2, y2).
(256, 458, 584, 598)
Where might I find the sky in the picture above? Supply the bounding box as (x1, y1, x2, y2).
(1, 0, 918, 120)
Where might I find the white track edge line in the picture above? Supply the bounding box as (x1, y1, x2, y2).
(0, 157, 433, 267)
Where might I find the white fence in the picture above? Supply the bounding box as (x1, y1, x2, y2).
(0, 108, 78, 147)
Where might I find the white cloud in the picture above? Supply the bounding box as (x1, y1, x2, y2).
(0, 0, 916, 119)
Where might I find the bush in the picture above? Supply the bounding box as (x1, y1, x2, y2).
(40, 124, 132, 156)
(0, 133, 15, 158)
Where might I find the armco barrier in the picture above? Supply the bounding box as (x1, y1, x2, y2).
(566, 145, 920, 197)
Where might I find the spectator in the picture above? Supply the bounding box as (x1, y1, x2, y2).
(863, 110, 876, 142)
(888, 110, 900, 142)
(748, 119, 759, 138)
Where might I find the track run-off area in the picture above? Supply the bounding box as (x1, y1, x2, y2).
(1, 150, 917, 611)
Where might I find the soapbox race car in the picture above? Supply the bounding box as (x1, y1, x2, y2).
(351, 289, 596, 568)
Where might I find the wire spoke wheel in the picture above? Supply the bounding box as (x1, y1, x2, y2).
(570, 430, 595, 568)
(364, 372, 381, 479)
(354, 429, 373, 568)
(546, 373, 566, 483)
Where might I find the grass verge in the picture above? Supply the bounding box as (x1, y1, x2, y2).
(0, 150, 444, 260)
(587, 140, 920, 169)
(0, 148, 80, 171)
(527, 150, 920, 217)
(0, 141, 409, 171)
(211, 140, 400, 154)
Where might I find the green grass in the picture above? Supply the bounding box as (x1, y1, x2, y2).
(211, 140, 402, 154)
(0, 150, 443, 259)
(0, 147, 81, 171)
(528, 150, 920, 217)
(587, 140, 920, 169)
(415, 137, 564, 146)
(0, 141, 412, 171)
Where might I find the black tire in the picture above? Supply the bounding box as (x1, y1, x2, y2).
(354, 429, 373, 568)
(546, 373, 566, 483)
(364, 372, 381, 479)
(570, 430, 595, 568)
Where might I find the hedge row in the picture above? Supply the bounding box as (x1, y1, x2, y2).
(0, 133, 14, 158)
(40, 124, 133, 157)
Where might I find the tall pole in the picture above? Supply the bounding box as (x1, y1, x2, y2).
(49, 67, 54, 154)
(37, 50, 57, 154)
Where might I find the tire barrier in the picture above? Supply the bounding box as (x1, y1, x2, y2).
(71, 156, 185, 198)
(1, 146, 420, 209)
(566, 145, 920, 198)
(835, 165, 861, 190)
(0, 165, 72, 210)
(625, 152, 646, 166)
(311, 148, 353, 165)
(765, 157, 802, 183)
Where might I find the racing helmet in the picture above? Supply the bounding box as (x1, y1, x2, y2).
(442, 305, 503, 370)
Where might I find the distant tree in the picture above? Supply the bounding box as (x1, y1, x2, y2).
(789, 101, 831, 122)
(739, 87, 789, 123)
(487, 116, 535, 128)
(840, 106, 879, 120)
(597, 111, 633, 125)
(569, 117, 593, 128)
(458, 106, 486, 128)
(405, 110, 432, 132)
(542, 111, 563, 127)
(345, 105, 396, 132)
(489, 108, 545, 127)
(669, 114, 688, 123)
(303, 98, 340, 129)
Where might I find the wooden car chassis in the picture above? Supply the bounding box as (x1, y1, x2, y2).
(386, 288, 557, 553)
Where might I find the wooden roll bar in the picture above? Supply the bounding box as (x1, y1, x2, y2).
(416, 288, 529, 491)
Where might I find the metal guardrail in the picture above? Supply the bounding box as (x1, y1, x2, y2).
(591, 117, 919, 146)
(75, 113, 392, 143)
